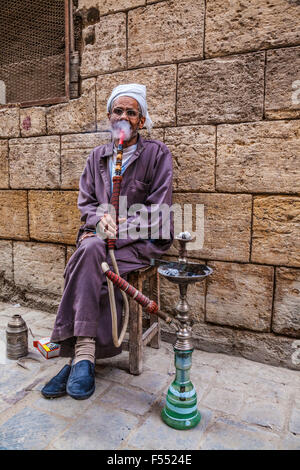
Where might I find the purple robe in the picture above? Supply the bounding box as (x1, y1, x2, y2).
(50, 134, 174, 359)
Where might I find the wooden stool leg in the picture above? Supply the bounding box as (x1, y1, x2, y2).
(149, 270, 161, 349)
(129, 275, 143, 375)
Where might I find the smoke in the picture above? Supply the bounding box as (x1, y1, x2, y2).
(110, 120, 131, 141)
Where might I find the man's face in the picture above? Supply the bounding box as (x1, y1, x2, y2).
(108, 96, 146, 141)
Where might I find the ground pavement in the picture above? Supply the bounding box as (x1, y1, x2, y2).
(0, 302, 299, 450)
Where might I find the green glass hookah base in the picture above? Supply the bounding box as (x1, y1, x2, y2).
(161, 348, 201, 430)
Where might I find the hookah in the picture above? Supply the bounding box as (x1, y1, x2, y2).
(101, 129, 213, 430)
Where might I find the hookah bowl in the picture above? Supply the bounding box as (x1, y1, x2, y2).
(151, 233, 213, 430)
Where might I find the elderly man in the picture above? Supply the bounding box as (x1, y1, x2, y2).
(41, 84, 173, 400)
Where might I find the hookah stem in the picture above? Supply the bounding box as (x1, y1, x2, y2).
(106, 130, 130, 347)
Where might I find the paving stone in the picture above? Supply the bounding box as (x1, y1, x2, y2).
(201, 387, 244, 416)
(100, 384, 156, 415)
(0, 366, 31, 398)
(289, 407, 300, 435)
(279, 433, 300, 450)
(32, 380, 111, 419)
(128, 370, 170, 394)
(51, 403, 139, 450)
(95, 365, 131, 383)
(200, 418, 279, 450)
(127, 399, 212, 450)
(0, 406, 68, 450)
(0, 399, 9, 413)
(240, 401, 286, 431)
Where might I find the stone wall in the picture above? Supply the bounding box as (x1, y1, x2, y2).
(0, 0, 299, 369)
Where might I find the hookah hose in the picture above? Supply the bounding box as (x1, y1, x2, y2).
(103, 132, 177, 347)
(104, 130, 130, 348)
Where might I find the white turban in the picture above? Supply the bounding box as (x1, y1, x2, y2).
(107, 83, 153, 133)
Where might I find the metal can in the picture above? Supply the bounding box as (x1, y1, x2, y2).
(6, 314, 28, 359)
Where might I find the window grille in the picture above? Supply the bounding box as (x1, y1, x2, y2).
(0, 0, 74, 107)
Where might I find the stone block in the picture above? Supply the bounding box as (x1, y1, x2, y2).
(96, 66, 176, 128)
(78, 0, 145, 15)
(51, 403, 139, 450)
(240, 401, 286, 431)
(0, 240, 13, 281)
(81, 13, 126, 77)
(61, 132, 111, 189)
(128, 370, 169, 394)
(172, 193, 252, 262)
(127, 399, 212, 450)
(46, 79, 96, 134)
(139, 128, 164, 141)
(216, 120, 300, 193)
(200, 417, 279, 450)
(0, 190, 28, 240)
(273, 268, 300, 337)
(28, 190, 81, 245)
(205, 0, 300, 57)
(165, 126, 215, 191)
(13, 242, 65, 295)
(0, 406, 67, 450)
(177, 53, 264, 125)
(252, 196, 300, 267)
(202, 387, 244, 415)
(9, 136, 60, 189)
(0, 107, 19, 138)
(206, 262, 274, 332)
(289, 407, 300, 435)
(66, 245, 76, 263)
(20, 107, 46, 137)
(160, 272, 206, 323)
(128, 0, 204, 67)
(265, 46, 300, 119)
(0, 140, 9, 188)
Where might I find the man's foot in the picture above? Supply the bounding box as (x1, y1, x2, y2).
(41, 364, 71, 398)
(66, 360, 95, 400)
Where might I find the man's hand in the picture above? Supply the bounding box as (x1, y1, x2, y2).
(97, 213, 126, 238)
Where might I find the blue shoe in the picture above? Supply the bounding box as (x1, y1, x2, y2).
(66, 360, 95, 400)
(41, 364, 71, 398)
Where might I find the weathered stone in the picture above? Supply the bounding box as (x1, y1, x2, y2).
(0, 190, 28, 240)
(234, 328, 300, 371)
(177, 53, 264, 125)
(13, 242, 65, 295)
(96, 66, 176, 128)
(66, 245, 76, 263)
(128, 0, 204, 67)
(165, 126, 215, 192)
(46, 79, 96, 134)
(0, 240, 13, 280)
(61, 132, 111, 189)
(206, 261, 274, 332)
(78, 0, 145, 15)
(273, 268, 300, 337)
(252, 196, 300, 267)
(205, 0, 300, 57)
(0, 140, 9, 188)
(9, 136, 60, 189)
(0, 107, 19, 138)
(80, 14, 126, 77)
(139, 128, 164, 141)
(170, 193, 252, 262)
(28, 191, 81, 245)
(216, 120, 300, 193)
(160, 269, 206, 323)
(265, 46, 300, 120)
(20, 107, 46, 137)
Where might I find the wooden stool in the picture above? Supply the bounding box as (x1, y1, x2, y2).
(122, 265, 161, 375)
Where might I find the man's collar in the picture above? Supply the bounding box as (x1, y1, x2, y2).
(101, 133, 145, 158)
